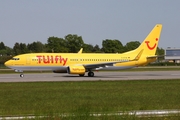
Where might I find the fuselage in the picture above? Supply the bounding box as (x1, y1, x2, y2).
(5, 53, 155, 72)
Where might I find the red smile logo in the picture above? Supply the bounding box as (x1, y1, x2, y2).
(145, 38, 158, 50)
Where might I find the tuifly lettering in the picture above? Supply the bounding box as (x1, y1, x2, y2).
(36, 55, 68, 66)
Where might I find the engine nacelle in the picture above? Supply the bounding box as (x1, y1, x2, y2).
(67, 66, 86, 74)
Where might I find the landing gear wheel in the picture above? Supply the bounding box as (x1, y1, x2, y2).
(79, 74, 85, 77)
(20, 74, 24, 78)
(88, 71, 94, 77)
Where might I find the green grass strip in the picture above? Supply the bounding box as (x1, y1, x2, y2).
(0, 80, 180, 117)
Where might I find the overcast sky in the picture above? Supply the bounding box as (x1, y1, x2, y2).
(1, 0, 180, 49)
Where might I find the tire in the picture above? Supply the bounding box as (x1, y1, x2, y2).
(88, 72, 94, 77)
(20, 74, 24, 78)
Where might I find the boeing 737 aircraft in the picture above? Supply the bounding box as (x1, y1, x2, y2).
(5, 24, 162, 77)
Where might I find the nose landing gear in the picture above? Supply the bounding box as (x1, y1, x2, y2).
(20, 73, 24, 78)
(15, 69, 24, 78)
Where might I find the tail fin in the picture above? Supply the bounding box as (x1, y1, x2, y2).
(134, 24, 162, 55)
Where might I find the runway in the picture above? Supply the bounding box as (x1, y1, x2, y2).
(0, 71, 180, 82)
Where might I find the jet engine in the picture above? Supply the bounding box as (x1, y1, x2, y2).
(67, 66, 86, 74)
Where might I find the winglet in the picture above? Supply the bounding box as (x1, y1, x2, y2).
(134, 49, 144, 60)
(78, 48, 83, 54)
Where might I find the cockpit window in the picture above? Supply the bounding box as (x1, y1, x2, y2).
(12, 58, 20, 60)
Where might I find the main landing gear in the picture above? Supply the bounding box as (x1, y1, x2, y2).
(88, 71, 94, 77)
(79, 71, 94, 77)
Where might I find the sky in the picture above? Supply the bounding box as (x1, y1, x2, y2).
(1, 0, 180, 49)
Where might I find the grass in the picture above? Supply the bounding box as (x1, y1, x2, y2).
(0, 80, 180, 119)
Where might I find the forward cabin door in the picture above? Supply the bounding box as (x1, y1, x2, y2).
(26, 56, 31, 65)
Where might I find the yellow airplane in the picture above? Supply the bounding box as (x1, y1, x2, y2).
(5, 24, 162, 78)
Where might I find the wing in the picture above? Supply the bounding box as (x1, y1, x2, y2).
(78, 48, 83, 54)
(84, 61, 129, 69)
(83, 49, 144, 70)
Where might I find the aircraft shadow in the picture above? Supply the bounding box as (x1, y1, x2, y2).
(54, 75, 127, 78)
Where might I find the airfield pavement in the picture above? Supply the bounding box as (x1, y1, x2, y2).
(0, 71, 180, 82)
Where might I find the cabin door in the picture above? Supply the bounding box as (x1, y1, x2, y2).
(26, 56, 31, 65)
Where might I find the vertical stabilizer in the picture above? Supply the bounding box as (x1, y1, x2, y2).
(134, 24, 162, 55)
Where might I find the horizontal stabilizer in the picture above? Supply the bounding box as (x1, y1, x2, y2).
(147, 55, 164, 59)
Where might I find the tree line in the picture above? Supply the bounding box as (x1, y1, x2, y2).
(0, 34, 164, 64)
